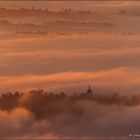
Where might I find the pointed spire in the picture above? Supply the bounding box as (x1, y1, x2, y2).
(87, 84, 93, 95)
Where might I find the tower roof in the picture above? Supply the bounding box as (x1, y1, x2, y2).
(87, 85, 92, 95)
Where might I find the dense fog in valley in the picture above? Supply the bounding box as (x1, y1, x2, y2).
(0, 1, 140, 138)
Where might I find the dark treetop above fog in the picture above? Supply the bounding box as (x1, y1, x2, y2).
(0, 86, 140, 120)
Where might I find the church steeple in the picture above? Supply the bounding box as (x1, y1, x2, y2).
(87, 85, 93, 95)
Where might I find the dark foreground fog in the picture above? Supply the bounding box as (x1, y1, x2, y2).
(0, 89, 140, 138)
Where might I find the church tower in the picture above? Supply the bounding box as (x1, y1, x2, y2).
(87, 85, 93, 95)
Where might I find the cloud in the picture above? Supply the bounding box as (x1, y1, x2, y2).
(1, 100, 140, 138)
(0, 33, 140, 76)
(0, 67, 139, 93)
(0, 107, 58, 138)
(1, 1, 140, 12)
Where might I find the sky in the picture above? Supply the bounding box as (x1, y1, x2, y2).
(1, 1, 140, 12)
(0, 1, 140, 94)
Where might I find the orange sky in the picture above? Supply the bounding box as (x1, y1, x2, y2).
(0, 33, 139, 93)
(0, 1, 140, 93)
(1, 1, 140, 11)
